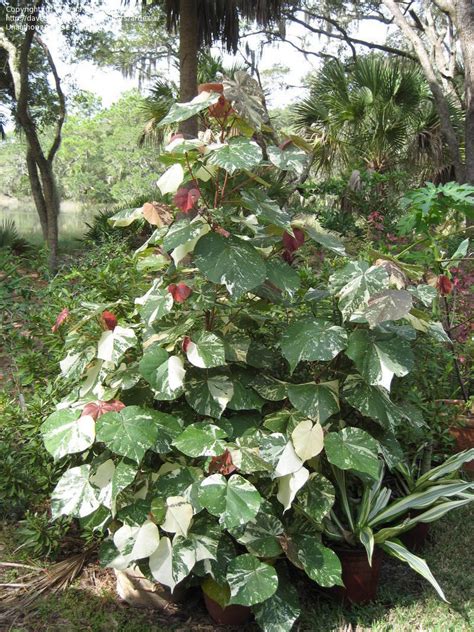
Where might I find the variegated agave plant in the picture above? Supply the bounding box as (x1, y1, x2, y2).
(42, 84, 473, 630)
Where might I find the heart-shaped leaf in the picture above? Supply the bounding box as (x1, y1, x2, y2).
(287, 381, 339, 424)
(51, 465, 100, 520)
(226, 554, 278, 606)
(95, 406, 161, 463)
(41, 409, 95, 461)
(194, 233, 267, 298)
(281, 318, 347, 372)
(325, 427, 380, 479)
(173, 422, 228, 457)
(199, 474, 262, 530)
(185, 331, 226, 369)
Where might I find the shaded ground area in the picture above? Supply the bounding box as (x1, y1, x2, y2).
(1, 505, 472, 632)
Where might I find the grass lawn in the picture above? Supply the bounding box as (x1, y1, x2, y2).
(1, 504, 472, 632)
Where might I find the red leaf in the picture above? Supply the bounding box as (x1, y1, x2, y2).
(208, 450, 237, 476)
(282, 228, 305, 253)
(209, 95, 234, 119)
(437, 275, 453, 296)
(173, 187, 201, 213)
(168, 282, 192, 303)
(82, 399, 125, 421)
(101, 310, 118, 331)
(51, 308, 69, 333)
(182, 336, 192, 353)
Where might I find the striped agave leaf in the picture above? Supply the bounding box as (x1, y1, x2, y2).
(367, 487, 392, 522)
(369, 481, 473, 527)
(374, 496, 474, 543)
(415, 449, 474, 487)
(380, 539, 447, 601)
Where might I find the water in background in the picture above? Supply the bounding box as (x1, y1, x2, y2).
(0, 195, 99, 240)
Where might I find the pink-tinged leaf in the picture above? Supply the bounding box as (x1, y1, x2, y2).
(170, 133, 184, 142)
(168, 283, 192, 303)
(101, 311, 118, 331)
(282, 228, 305, 253)
(182, 336, 192, 353)
(214, 226, 230, 238)
(209, 95, 234, 119)
(82, 399, 125, 421)
(437, 275, 453, 296)
(52, 308, 69, 333)
(173, 186, 201, 213)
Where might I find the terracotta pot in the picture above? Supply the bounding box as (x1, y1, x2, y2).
(197, 83, 232, 119)
(203, 592, 251, 625)
(331, 547, 383, 604)
(400, 522, 430, 552)
(197, 82, 224, 95)
(438, 399, 474, 473)
(449, 417, 474, 472)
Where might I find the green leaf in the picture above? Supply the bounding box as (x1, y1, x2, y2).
(362, 290, 413, 327)
(252, 374, 288, 401)
(186, 332, 226, 369)
(325, 427, 380, 479)
(268, 144, 309, 175)
(139, 345, 185, 401)
(291, 535, 343, 587)
(108, 206, 143, 227)
(265, 259, 300, 298)
(163, 218, 208, 251)
(207, 137, 263, 175)
(281, 318, 347, 372)
(51, 465, 100, 520)
(135, 281, 174, 327)
(241, 189, 292, 231)
(199, 473, 262, 529)
(173, 422, 228, 457)
(444, 237, 469, 269)
(151, 412, 182, 453)
(346, 330, 414, 391)
(153, 465, 202, 499)
(330, 261, 388, 321)
(41, 409, 95, 461)
(228, 369, 265, 411)
(253, 566, 301, 632)
(343, 374, 407, 430)
(227, 554, 278, 606)
(159, 91, 220, 126)
(95, 406, 160, 463)
(408, 284, 437, 307)
(97, 326, 136, 365)
(230, 501, 284, 557)
(194, 233, 267, 298)
(380, 539, 446, 601)
(296, 473, 335, 523)
(287, 381, 339, 424)
(185, 373, 234, 418)
(293, 214, 346, 256)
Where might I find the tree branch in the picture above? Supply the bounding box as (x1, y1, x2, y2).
(285, 12, 418, 61)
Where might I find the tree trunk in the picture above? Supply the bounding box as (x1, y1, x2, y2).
(178, 0, 198, 137)
(382, 0, 465, 183)
(26, 148, 48, 241)
(454, 0, 474, 184)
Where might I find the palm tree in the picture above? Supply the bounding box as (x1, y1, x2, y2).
(133, 1, 299, 136)
(293, 55, 460, 179)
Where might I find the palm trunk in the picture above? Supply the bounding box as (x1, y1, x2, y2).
(178, 0, 198, 138)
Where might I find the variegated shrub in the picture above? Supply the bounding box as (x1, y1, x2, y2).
(42, 80, 473, 630)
